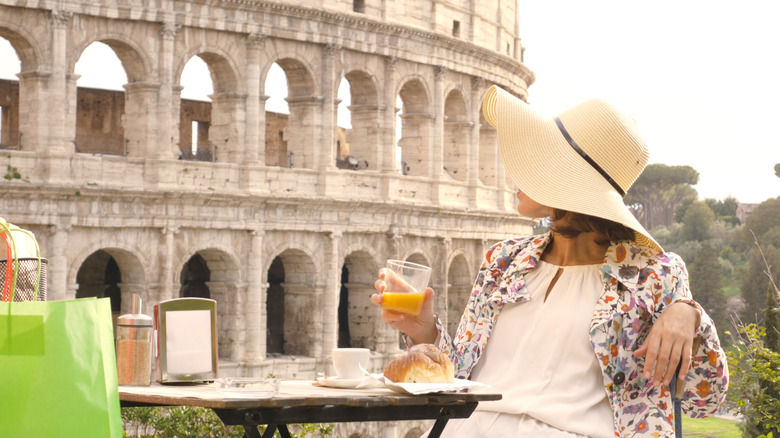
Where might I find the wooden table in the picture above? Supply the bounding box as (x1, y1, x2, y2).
(120, 380, 501, 438)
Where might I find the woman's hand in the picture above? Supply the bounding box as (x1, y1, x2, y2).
(371, 268, 438, 345)
(632, 302, 701, 388)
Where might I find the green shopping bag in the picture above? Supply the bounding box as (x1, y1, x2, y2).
(0, 297, 122, 437)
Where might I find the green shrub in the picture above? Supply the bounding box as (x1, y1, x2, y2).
(122, 406, 335, 438)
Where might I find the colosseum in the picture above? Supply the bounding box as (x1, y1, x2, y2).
(0, 0, 534, 435)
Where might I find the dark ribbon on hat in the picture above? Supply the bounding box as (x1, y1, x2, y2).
(554, 117, 626, 197)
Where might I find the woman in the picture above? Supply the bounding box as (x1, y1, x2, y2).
(372, 86, 728, 437)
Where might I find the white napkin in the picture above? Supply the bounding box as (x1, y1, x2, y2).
(365, 372, 489, 395)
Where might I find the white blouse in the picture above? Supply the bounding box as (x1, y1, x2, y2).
(466, 261, 615, 438)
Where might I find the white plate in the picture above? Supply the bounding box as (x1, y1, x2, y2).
(316, 377, 364, 389)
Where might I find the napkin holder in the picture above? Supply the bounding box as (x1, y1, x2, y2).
(154, 297, 218, 383)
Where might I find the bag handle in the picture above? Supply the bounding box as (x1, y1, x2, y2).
(0, 221, 19, 302)
(0, 221, 43, 302)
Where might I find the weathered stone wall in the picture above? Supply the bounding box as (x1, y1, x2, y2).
(0, 1, 534, 436)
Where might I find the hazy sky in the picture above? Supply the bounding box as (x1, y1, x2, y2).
(517, 0, 779, 204)
(1, 1, 778, 203)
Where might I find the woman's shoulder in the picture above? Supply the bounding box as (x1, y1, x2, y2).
(606, 240, 688, 278)
(485, 234, 547, 263)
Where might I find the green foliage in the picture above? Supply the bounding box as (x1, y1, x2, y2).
(741, 246, 780, 325)
(690, 241, 729, 341)
(744, 198, 780, 247)
(121, 407, 335, 438)
(681, 201, 716, 242)
(625, 163, 699, 229)
(774, 163, 779, 178)
(3, 164, 21, 181)
(706, 196, 740, 225)
(727, 324, 780, 437)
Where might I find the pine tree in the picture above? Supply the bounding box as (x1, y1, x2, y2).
(689, 241, 728, 340)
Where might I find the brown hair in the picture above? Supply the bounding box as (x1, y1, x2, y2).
(550, 209, 636, 245)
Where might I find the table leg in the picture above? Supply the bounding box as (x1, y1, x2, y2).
(256, 424, 292, 438)
(427, 417, 450, 438)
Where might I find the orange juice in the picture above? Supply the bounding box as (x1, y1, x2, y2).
(381, 292, 425, 315)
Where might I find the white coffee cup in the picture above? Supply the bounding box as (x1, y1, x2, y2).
(331, 348, 370, 380)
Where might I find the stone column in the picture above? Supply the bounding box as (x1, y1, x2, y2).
(123, 82, 160, 158)
(431, 66, 446, 203)
(209, 91, 247, 164)
(16, 71, 51, 153)
(158, 21, 180, 160)
(379, 56, 397, 198)
(207, 281, 239, 360)
(47, 10, 71, 155)
(469, 76, 485, 207)
(64, 73, 79, 152)
(437, 237, 451, 323)
(244, 34, 264, 165)
(286, 96, 322, 169)
(47, 224, 70, 301)
(317, 43, 339, 195)
(245, 230, 266, 362)
(160, 226, 178, 302)
(323, 231, 341, 355)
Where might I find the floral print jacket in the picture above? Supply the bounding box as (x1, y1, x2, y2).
(435, 232, 729, 437)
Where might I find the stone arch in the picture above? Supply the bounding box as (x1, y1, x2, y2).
(443, 88, 470, 182)
(265, 247, 320, 357)
(341, 69, 380, 171)
(73, 247, 146, 318)
(397, 76, 432, 177)
(176, 47, 240, 95)
(0, 24, 46, 151)
(446, 252, 472, 336)
(70, 241, 148, 287)
(0, 26, 43, 72)
(70, 36, 149, 84)
(177, 247, 241, 360)
(339, 250, 381, 349)
(262, 56, 318, 169)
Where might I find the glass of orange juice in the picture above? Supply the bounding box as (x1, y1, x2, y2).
(381, 260, 431, 316)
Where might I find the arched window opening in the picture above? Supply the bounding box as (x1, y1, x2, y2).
(179, 56, 214, 162)
(74, 42, 127, 155)
(335, 78, 356, 170)
(266, 256, 285, 355)
(0, 37, 21, 150)
(76, 250, 122, 318)
(266, 59, 315, 169)
(337, 264, 350, 347)
(180, 253, 211, 298)
(397, 80, 431, 177)
(339, 71, 379, 171)
(264, 62, 290, 167)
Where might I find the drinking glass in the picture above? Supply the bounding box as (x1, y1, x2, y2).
(381, 260, 431, 316)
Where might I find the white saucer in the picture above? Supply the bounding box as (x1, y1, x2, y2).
(316, 376, 364, 389)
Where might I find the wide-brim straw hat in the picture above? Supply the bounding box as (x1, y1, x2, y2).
(482, 85, 662, 252)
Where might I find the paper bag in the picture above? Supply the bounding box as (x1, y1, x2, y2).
(0, 297, 123, 437)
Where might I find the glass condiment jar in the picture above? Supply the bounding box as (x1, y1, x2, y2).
(116, 294, 154, 386)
